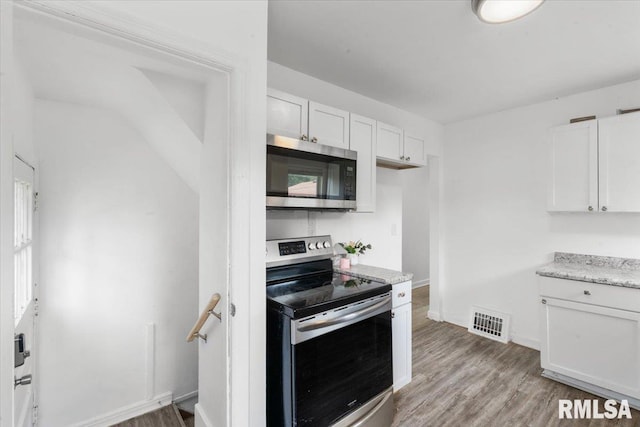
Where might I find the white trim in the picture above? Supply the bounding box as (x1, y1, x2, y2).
(15, 389, 31, 427)
(511, 333, 540, 351)
(195, 403, 214, 427)
(412, 279, 429, 288)
(174, 390, 198, 405)
(427, 309, 441, 322)
(71, 391, 173, 427)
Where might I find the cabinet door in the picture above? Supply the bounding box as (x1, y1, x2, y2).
(540, 297, 640, 399)
(349, 114, 376, 212)
(392, 302, 412, 391)
(547, 121, 598, 212)
(377, 122, 403, 163)
(403, 133, 426, 166)
(308, 101, 350, 149)
(266, 88, 308, 140)
(598, 112, 640, 212)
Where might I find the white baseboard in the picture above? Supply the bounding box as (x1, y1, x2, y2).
(412, 279, 429, 288)
(511, 333, 540, 351)
(426, 309, 441, 321)
(195, 403, 215, 427)
(72, 391, 173, 427)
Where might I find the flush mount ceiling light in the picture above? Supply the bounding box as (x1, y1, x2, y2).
(472, 0, 545, 24)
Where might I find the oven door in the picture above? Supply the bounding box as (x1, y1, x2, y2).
(291, 294, 393, 426)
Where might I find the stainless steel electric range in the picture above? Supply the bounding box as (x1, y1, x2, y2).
(266, 236, 394, 427)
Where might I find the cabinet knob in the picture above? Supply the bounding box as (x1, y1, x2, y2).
(584, 290, 591, 295)
(541, 299, 547, 304)
(406, 156, 411, 161)
(398, 292, 406, 298)
(588, 206, 593, 211)
(391, 311, 395, 319)
(311, 137, 318, 143)
(301, 134, 308, 141)
(601, 206, 608, 212)
(400, 155, 405, 160)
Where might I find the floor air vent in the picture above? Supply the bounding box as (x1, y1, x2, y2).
(468, 306, 510, 343)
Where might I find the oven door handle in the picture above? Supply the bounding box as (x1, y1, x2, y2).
(297, 295, 391, 333)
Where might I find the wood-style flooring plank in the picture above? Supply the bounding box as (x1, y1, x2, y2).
(393, 289, 639, 426)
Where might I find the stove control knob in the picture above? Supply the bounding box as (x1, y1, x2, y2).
(308, 242, 315, 251)
(323, 241, 331, 248)
(315, 242, 323, 249)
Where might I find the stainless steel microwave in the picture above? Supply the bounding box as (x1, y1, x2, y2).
(266, 134, 357, 210)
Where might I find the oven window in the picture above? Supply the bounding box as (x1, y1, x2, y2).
(292, 311, 392, 426)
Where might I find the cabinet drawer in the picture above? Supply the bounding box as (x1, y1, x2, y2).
(392, 280, 412, 308)
(539, 277, 640, 313)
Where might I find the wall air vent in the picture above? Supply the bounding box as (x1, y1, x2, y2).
(468, 306, 510, 343)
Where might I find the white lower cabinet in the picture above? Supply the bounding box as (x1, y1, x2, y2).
(392, 280, 412, 391)
(540, 277, 640, 401)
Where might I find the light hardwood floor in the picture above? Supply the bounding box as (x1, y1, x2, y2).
(393, 286, 639, 427)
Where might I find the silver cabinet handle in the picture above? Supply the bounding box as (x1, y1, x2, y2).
(588, 206, 593, 211)
(311, 137, 318, 143)
(301, 134, 308, 141)
(601, 206, 608, 212)
(584, 290, 591, 295)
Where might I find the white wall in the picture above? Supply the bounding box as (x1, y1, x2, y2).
(267, 62, 443, 271)
(12, 59, 36, 165)
(35, 99, 198, 426)
(442, 79, 640, 349)
(401, 166, 429, 285)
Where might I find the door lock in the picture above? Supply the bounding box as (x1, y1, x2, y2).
(14, 374, 32, 388)
(14, 333, 31, 368)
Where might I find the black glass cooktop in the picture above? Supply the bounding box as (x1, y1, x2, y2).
(266, 268, 391, 319)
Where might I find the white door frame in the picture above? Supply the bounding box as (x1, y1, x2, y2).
(0, 2, 265, 426)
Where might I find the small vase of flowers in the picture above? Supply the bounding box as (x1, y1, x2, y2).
(339, 240, 372, 266)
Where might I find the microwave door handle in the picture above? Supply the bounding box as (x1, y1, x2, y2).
(297, 296, 391, 333)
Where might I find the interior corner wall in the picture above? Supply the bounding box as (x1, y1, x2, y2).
(267, 61, 443, 271)
(34, 99, 198, 426)
(442, 79, 640, 349)
(401, 166, 429, 285)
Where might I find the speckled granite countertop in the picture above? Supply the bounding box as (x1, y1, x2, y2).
(536, 252, 640, 289)
(335, 264, 413, 285)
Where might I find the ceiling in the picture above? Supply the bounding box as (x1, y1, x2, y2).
(268, 0, 640, 124)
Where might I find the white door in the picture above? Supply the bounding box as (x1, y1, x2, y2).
(308, 101, 350, 149)
(13, 156, 37, 427)
(598, 112, 640, 213)
(547, 121, 598, 212)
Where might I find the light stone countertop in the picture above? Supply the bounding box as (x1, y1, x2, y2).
(536, 252, 640, 289)
(335, 263, 413, 285)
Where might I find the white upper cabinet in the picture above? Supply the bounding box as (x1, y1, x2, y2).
(350, 114, 377, 212)
(598, 112, 640, 212)
(376, 122, 404, 162)
(267, 88, 308, 140)
(308, 102, 350, 149)
(376, 122, 426, 168)
(403, 133, 427, 166)
(548, 113, 640, 213)
(547, 121, 598, 212)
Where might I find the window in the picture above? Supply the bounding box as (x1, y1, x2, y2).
(14, 178, 33, 324)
